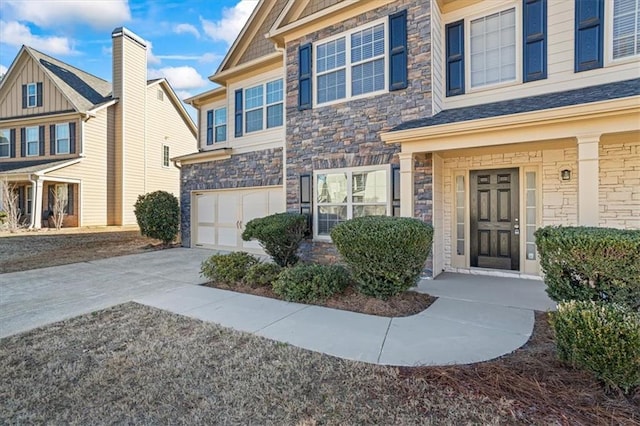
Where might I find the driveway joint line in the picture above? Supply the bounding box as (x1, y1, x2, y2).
(253, 305, 311, 333)
(376, 318, 393, 364)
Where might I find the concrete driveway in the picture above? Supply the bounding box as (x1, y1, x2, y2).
(0, 248, 214, 338)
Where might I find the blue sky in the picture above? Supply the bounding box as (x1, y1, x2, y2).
(0, 0, 259, 118)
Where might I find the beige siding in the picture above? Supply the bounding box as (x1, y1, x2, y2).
(0, 116, 80, 162)
(47, 109, 111, 226)
(599, 140, 640, 229)
(440, 0, 640, 109)
(431, 0, 444, 114)
(0, 55, 74, 119)
(112, 38, 124, 225)
(107, 106, 118, 225)
(144, 84, 196, 196)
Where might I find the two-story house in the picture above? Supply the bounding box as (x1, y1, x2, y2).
(0, 27, 197, 228)
(179, 0, 639, 279)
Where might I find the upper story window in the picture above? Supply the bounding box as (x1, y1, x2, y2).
(315, 20, 387, 105)
(243, 79, 283, 134)
(27, 83, 38, 107)
(55, 123, 70, 154)
(315, 167, 389, 238)
(469, 8, 516, 88)
(206, 107, 227, 145)
(162, 145, 170, 167)
(26, 126, 39, 156)
(0, 129, 9, 158)
(612, 0, 639, 59)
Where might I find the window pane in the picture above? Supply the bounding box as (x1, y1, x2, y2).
(353, 205, 386, 217)
(351, 58, 384, 96)
(470, 8, 517, 87)
(266, 104, 283, 128)
(245, 109, 263, 133)
(215, 125, 226, 142)
(28, 84, 36, 95)
(317, 172, 347, 204)
(0, 130, 9, 157)
(317, 37, 346, 73)
(56, 124, 69, 139)
(266, 79, 283, 104)
(245, 86, 263, 110)
(351, 23, 385, 64)
(57, 138, 69, 154)
(317, 205, 347, 235)
(214, 108, 226, 126)
(612, 0, 639, 62)
(317, 69, 346, 103)
(352, 170, 386, 203)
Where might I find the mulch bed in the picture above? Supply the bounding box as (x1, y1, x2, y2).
(399, 312, 640, 425)
(203, 281, 436, 317)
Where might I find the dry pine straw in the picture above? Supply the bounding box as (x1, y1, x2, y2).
(204, 282, 437, 317)
(1, 304, 638, 425)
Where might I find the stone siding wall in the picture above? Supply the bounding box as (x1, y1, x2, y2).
(285, 0, 434, 263)
(599, 140, 640, 229)
(179, 148, 283, 246)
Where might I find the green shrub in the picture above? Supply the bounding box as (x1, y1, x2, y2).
(200, 252, 259, 284)
(272, 264, 350, 303)
(243, 262, 282, 287)
(535, 226, 640, 310)
(550, 300, 640, 394)
(133, 190, 180, 245)
(241, 213, 307, 267)
(330, 216, 433, 299)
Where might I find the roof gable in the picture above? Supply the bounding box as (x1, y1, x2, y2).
(148, 78, 197, 137)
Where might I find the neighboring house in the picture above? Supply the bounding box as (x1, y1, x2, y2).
(0, 27, 197, 228)
(178, 0, 640, 279)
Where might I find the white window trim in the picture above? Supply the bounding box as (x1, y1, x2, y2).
(312, 17, 389, 108)
(0, 129, 9, 158)
(464, 3, 522, 93)
(214, 107, 227, 143)
(605, 0, 640, 66)
(244, 79, 284, 134)
(313, 164, 392, 240)
(55, 123, 70, 155)
(26, 126, 39, 157)
(162, 144, 170, 168)
(26, 186, 33, 215)
(27, 83, 38, 108)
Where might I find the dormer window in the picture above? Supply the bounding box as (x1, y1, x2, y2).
(22, 83, 42, 108)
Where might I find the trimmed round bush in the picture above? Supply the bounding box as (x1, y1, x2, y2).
(272, 264, 350, 303)
(241, 213, 307, 267)
(200, 252, 258, 284)
(243, 262, 282, 288)
(330, 216, 433, 299)
(133, 190, 180, 245)
(535, 226, 640, 310)
(550, 300, 640, 394)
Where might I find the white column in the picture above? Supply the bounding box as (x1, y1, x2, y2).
(577, 134, 600, 226)
(32, 177, 44, 229)
(398, 152, 414, 217)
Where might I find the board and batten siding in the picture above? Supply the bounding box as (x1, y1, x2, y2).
(440, 0, 640, 109)
(47, 109, 111, 226)
(430, 0, 445, 115)
(0, 55, 73, 119)
(144, 84, 196, 196)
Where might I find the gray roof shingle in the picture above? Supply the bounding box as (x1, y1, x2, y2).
(0, 159, 77, 174)
(390, 78, 640, 132)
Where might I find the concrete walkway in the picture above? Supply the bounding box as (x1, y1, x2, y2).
(0, 248, 556, 366)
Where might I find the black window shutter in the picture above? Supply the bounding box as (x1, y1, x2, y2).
(206, 110, 214, 145)
(67, 185, 74, 215)
(234, 89, 243, 137)
(10, 129, 16, 158)
(69, 122, 76, 154)
(18, 186, 25, 213)
(22, 85, 27, 109)
(50, 125, 56, 155)
(389, 10, 408, 91)
(39, 126, 45, 156)
(523, 0, 547, 82)
(575, 0, 604, 72)
(48, 186, 55, 211)
(446, 20, 465, 96)
(299, 174, 312, 236)
(298, 43, 313, 110)
(36, 82, 43, 107)
(20, 128, 26, 157)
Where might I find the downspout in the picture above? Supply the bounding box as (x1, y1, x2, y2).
(273, 42, 287, 212)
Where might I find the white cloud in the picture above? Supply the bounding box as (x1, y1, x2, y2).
(174, 23, 200, 39)
(148, 66, 209, 90)
(0, 64, 8, 75)
(2, 0, 130, 30)
(146, 41, 161, 65)
(200, 0, 257, 45)
(199, 53, 218, 63)
(0, 20, 77, 55)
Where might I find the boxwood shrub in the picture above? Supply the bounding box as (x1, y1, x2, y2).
(330, 216, 433, 299)
(272, 264, 350, 303)
(241, 213, 307, 267)
(242, 262, 282, 288)
(133, 190, 180, 245)
(200, 252, 258, 284)
(550, 300, 640, 394)
(535, 226, 640, 310)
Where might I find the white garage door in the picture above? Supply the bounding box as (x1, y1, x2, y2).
(192, 186, 285, 253)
